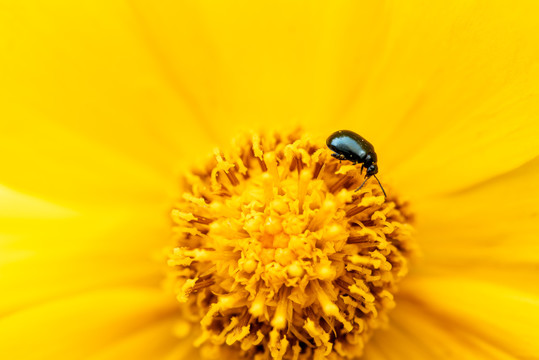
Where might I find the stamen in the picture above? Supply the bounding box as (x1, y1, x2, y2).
(191, 278, 215, 291)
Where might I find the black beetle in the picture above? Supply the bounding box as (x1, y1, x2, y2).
(326, 129, 387, 197)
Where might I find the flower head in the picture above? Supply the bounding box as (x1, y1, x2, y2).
(168, 130, 414, 359)
(1, 1, 539, 360)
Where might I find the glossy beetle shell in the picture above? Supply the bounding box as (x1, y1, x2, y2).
(326, 130, 377, 167)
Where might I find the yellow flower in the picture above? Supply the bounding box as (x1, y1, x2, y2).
(1, 1, 539, 360)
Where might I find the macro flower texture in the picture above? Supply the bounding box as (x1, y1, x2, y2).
(1, 1, 539, 359)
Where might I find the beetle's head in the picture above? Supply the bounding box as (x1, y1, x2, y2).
(366, 163, 378, 176)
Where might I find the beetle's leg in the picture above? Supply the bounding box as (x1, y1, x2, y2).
(331, 153, 347, 163)
(360, 163, 365, 175)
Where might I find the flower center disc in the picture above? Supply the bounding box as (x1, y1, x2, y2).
(168, 130, 415, 360)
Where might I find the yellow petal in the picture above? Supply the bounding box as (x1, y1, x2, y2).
(87, 318, 192, 360)
(0, 184, 76, 219)
(132, 0, 539, 171)
(0, 247, 161, 316)
(366, 299, 519, 360)
(0, 187, 170, 315)
(0, 288, 176, 359)
(400, 276, 539, 358)
(0, 118, 174, 209)
(412, 156, 539, 294)
(378, 0, 539, 195)
(0, 1, 214, 201)
(129, 1, 372, 136)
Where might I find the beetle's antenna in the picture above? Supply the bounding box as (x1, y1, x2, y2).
(373, 175, 387, 198)
(355, 176, 387, 198)
(354, 176, 370, 192)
